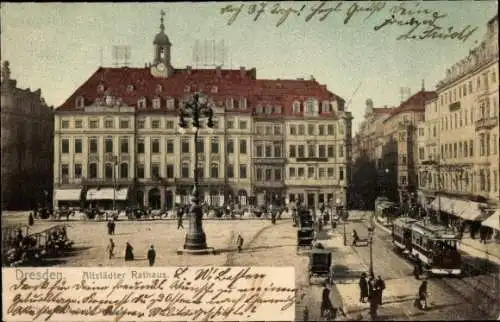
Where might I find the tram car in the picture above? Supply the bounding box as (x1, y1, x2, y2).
(392, 217, 418, 254)
(409, 221, 462, 276)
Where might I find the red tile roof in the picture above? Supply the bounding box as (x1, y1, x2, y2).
(57, 67, 345, 116)
(383, 90, 437, 122)
(373, 107, 393, 114)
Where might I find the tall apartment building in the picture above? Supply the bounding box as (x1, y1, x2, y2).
(1, 61, 54, 210)
(52, 13, 351, 210)
(419, 15, 499, 224)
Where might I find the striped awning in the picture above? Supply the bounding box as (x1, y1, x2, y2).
(54, 189, 82, 201)
(86, 188, 128, 200)
(429, 196, 486, 221)
(482, 210, 500, 230)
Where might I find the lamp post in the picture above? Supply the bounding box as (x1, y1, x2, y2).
(337, 198, 346, 246)
(368, 225, 374, 276)
(178, 92, 214, 252)
(112, 155, 118, 211)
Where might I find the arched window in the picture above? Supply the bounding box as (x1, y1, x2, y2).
(166, 97, 175, 110)
(105, 163, 114, 179)
(75, 96, 84, 108)
(265, 105, 273, 114)
(127, 84, 135, 93)
(89, 163, 98, 179)
(156, 84, 163, 93)
(120, 163, 128, 179)
(292, 101, 301, 113)
(256, 105, 263, 114)
(152, 97, 161, 109)
(97, 84, 105, 93)
(210, 163, 219, 178)
(137, 97, 147, 109)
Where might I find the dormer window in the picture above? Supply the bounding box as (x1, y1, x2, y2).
(75, 96, 84, 108)
(167, 97, 175, 110)
(305, 99, 315, 113)
(152, 97, 161, 109)
(256, 105, 263, 114)
(292, 101, 301, 113)
(184, 85, 191, 93)
(321, 101, 331, 113)
(265, 105, 272, 114)
(211, 86, 218, 93)
(226, 98, 234, 109)
(127, 84, 135, 93)
(241, 97, 247, 109)
(156, 84, 163, 93)
(97, 84, 105, 93)
(137, 97, 147, 109)
(234, 98, 240, 109)
(275, 105, 282, 114)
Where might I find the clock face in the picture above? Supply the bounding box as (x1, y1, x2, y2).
(157, 63, 166, 71)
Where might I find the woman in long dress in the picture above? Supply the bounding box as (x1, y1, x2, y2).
(124, 242, 134, 261)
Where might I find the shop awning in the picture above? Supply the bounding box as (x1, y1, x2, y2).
(54, 189, 82, 201)
(86, 188, 128, 200)
(482, 209, 500, 230)
(429, 196, 453, 213)
(457, 201, 487, 221)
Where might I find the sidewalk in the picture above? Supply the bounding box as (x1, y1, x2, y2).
(373, 214, 500, 266)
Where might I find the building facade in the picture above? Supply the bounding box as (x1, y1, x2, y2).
(52, 14, 351, 210)
(419, 15, 499, 222)
(1, 61, 54, 210)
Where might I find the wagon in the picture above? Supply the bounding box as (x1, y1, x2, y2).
(308, 248, 334, 285)
(297, 228, 315, 253)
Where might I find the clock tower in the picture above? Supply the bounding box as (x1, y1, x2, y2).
(151, 10, 174, 78)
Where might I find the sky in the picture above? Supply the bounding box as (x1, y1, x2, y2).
(1, 1, 498, 132)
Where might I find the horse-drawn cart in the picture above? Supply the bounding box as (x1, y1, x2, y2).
(308, 248, 334, 285)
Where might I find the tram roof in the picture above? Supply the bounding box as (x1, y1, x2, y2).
(411, 221, 458, 239)
(393, 217, 418, 227)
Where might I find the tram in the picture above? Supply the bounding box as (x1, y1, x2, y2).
(392, 217, 418, 253)
(409, 221, 462, 276)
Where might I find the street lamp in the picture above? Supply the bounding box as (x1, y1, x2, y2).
(112, 155, 118, 211)
(368, 225, 374, 276)
(178, 92, 214, 252)
(336, 198, 346, 246)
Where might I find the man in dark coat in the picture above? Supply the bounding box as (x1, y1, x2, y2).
(147, 245, 156, 266)
(28, 212, 34, 226)
(106, 238, 115, 259)
(110, 220, 116, 235)
(124, 242, 134, 261)
(375, 275, 386, 305)
(107, 220, 113, 235)
(236, 233, 244, 252)
(177, 206, 184, 229)
(320, 283, 334, 318)
(359, 272, 369, 303)
(414, 261, 422, 280)
(418, 280, 428, 310)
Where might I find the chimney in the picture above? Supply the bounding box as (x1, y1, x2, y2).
(240, 66, 245, 77)
(216, 66, 221, 77)
(187, 65, 192, 75)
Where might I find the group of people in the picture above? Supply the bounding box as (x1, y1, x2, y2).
(106, 239, 156, 266)
(358, 273, 386, 319)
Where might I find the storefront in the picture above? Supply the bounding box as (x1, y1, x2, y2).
(53, 189, 82, 209)
(86, 188, 129, 209)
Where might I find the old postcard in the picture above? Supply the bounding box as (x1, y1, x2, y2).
(1, 1, 499, 321)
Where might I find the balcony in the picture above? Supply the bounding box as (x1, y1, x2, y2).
(475, 117, 498, 131)
(254, 180, 285, 188)
(253, 157, 286, 165)
(294, 157, 328, 162)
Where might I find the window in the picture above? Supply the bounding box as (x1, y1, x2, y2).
(197, 164, 204, 178)
(137, 119, 145, 129)
(339, 167, 344, 180)
(319, 145, 326, 158)
(265, 169, 272, 181)
(419, 148, 425, 160)
(74, 119, 83, 128)
(306, 99, 315, 113)
(274, 169, 282, 181)
(118, 138, 128, 154)
(104, 119, 114, 129)
(135, 164, 144, 179)
(89, 138, 98, 153)
(464, 141, 468, 158)
(339, 124, 344, 135)
(239, 120, 247, 129)
(181, 163, 189, 178)
(319, 168, 326, 178)
(193, 138, 203, 153)
(265, 145, 272, 157)
(327, 167, 334, 177)
(298, 125, 305, 135)
(272, 143, 280, 158)
(318, 125, 325, 135)
(493, 135, 498, 154)
(120, 119, 129, 129)
(293, 101, 301, 113)
(105, 163, 113, 179)
(182, 139, 190, 153)
(167, 98, 175, 110)
(256, 105, 263, 114)
(152, 98, 161, 109)
(401, 176, 407, 185)
(274, 125, 282, 135)
(166, 140, 174, 153)
(308, 124, 315, 135)
(227, 164, 234, 178)
(166, 164, 174, 178)
(89, 119, 99, 129)
(73, 163, 82, 179)
(61, 139, 69, 154)
(152, 138, 160, 154)
(327, 124, 335, 135)
(227, 139, 234, 154)
(298, 167, 305, 177)
(138, 97, 146, 109)
(308, 144, 315, 157)
(338, 144, 344, 158)
(120, 163, 128, 179)
(265, 126, 273, 135)
(210, 163, 219, 178)
(256, 145, 263, 157)
(211, 137, 219, 153)
(104, 138, 113, 153)
(74, 139, 82, 153)
(298, 145, 305, 158)
(321, 101, 330, 113)
(151, 119, 160, 129)
(166, 120, 174, 129)
(89, 163, 98, 178)
(239, 164, 247, 178)
(151, 164, 160, 178)
(256, 169, 263, 181)
(137, 139, 145, 154)
(61, 120, 70, 129)
(289, 145, 296, 158)
(289, 167, 296, 177)
(290, 125, 297, 135)
(226, 120, 234, 129)
(308, 167, 315, 178)
(240, 139, 247, 154)
(327, 145, 335, 158)
(265, 105, 273, 114)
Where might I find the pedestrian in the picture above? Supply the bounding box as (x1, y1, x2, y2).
(236, 233, 244, 252)
(106, 238, 115, 259)
(107, 220, 113, 235)
(320, 283, 333, 318)
(110, 219, 116, 235)
(359, 272, 369, 303)
(147, 245, 156, 266)
(177, 206, 184, 229)
(417, 280, 428, 310)
(413, 261, 422, 280)
(367, 274, 375, 300)
(352, 229, 359, 246)
(125, 242, 134, 261)
(28, 212, 34, 226)
(375, 275, 386, 305)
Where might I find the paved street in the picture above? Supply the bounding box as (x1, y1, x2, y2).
(3, 211, 499, 320)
